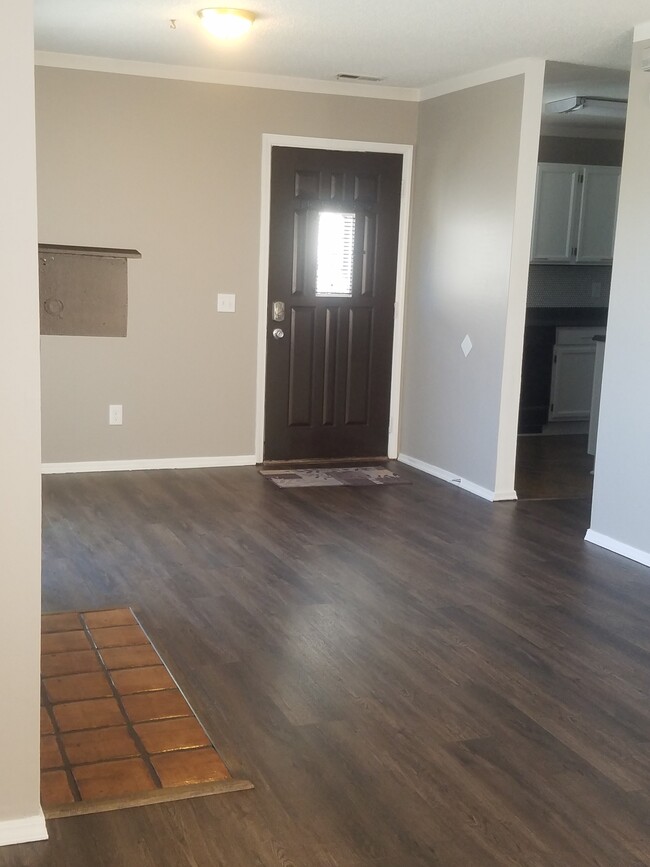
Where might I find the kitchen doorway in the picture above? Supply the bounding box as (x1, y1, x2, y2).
(515, 61, 626, 501)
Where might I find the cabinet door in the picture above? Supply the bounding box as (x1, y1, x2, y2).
(548, 345, 596, 421)
(530, 164, 581, 263)
(575, 166, 621, 263)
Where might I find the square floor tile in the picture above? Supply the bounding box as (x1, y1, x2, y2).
(42, 630, 92, 655)
(91, 625, 148, 649)
(100, 644, 160, 670)
(73, 757, 155, 801)
(41, 613, 83, 634)
(110, 665, 175, 695)
(122, 688, 191, 723)
(53, 697, 125, 732)
(152, 747, 231, 788)
(41, 770, 76, 807)
(83, 609, 137, 629)
(41, 735, 64, 770)
(135, 717, 211, 754)
(61, 725, 140, 765)
(44, 671, 113, 704)
(41, 707, 54, 735)
(41, 650, 102, 677)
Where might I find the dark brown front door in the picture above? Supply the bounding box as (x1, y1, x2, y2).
(264, 147, 402, 461)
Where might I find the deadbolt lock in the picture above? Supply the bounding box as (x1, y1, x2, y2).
(272, 301, 285, 322)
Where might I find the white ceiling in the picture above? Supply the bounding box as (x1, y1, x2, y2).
(542, 61, 629, 134)
(34, 0, 650, 89)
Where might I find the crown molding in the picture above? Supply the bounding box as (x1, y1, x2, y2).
(34, 51, 420, 102)
(419, 57, 546, 101)
(35, 51, 546, 103)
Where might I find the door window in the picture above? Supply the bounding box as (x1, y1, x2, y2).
(315, 211, 355, 296)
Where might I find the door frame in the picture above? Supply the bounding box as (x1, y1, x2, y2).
(255, 134, 414, 462)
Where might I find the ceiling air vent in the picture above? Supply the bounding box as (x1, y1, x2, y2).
(336, 73, 383, 83)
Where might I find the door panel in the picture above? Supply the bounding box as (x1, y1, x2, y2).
(264, 147, 402, 461)
(287, 307, 315, 426)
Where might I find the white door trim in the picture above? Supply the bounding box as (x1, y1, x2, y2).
(255, 134, 413, 462)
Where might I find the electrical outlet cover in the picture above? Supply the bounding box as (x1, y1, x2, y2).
(461, 335, 473, 357)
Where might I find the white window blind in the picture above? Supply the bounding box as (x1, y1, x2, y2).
(316, 211, 356, 296)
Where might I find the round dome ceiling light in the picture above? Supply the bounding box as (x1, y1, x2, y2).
(198, 8, 256, 39)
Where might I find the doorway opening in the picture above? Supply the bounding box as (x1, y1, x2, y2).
(255, 136, 413, 464)
(515, 61, 628, 502)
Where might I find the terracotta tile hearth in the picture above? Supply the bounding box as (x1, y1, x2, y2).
(40, 608, 253, 817)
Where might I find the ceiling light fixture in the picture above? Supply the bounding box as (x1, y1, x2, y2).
(545, 96, 627, 118)
(198, 8, 255, 39)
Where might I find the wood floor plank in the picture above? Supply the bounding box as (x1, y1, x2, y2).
(3, 463, 650, 865)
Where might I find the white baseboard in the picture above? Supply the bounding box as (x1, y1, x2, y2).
(398, 454, 517, 502)
(585, 529, 650, 569)
(41, 455, 257, 474)
(0, 813, 48, 847)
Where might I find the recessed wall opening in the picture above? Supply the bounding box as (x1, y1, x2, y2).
(515, 61, 629, 503)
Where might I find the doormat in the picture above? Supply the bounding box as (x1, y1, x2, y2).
(40, 607, 253, 818)
(260, 466, 410, 488)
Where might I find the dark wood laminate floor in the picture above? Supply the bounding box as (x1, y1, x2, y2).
(515, 434, 594, 501)
(5, 463, 650, 866)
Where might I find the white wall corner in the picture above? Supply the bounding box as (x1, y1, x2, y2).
(419, 57, 546, 102)
(34, 51, 420, 102)
(398, 454, 516, 502)
(0, 814, 48, 847)
(585, 529, 650, 569)
(494, 58, 546, 497)
(633, 21, 650, 42)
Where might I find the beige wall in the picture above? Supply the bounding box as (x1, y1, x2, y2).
(0, 0, 45, 840)
(36, 68, 417, 463)
(400, 74, 531, 495)
(589, 38, 650, 562)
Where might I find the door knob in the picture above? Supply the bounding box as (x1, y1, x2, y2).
(272, 328, 284, 340)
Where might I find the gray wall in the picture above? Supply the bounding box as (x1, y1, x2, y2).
(400, 75, 527, 493)
(36, 68, 418, 463)
(538, 135, 624, 166)
(528, 263, 611, 308)
(590, 39, 650, 560)
(0, 0, 43, 834)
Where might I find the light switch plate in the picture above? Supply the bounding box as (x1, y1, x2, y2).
(217, 293, 236, 313)
(109, 404, 123, 425)
(461, 335, 473, 357)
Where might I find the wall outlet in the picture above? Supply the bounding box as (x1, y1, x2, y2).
(217, 293, 236, 313)
(109, 404, 123, 425)
(591, 282, 602, 299)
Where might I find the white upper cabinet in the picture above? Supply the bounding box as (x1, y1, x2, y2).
(531, 164, 581, 263)
(575, 166, 621, 263)
(530, 163, 621, 264)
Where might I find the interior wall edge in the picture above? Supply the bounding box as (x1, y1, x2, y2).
(494, 59, 546, 495)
